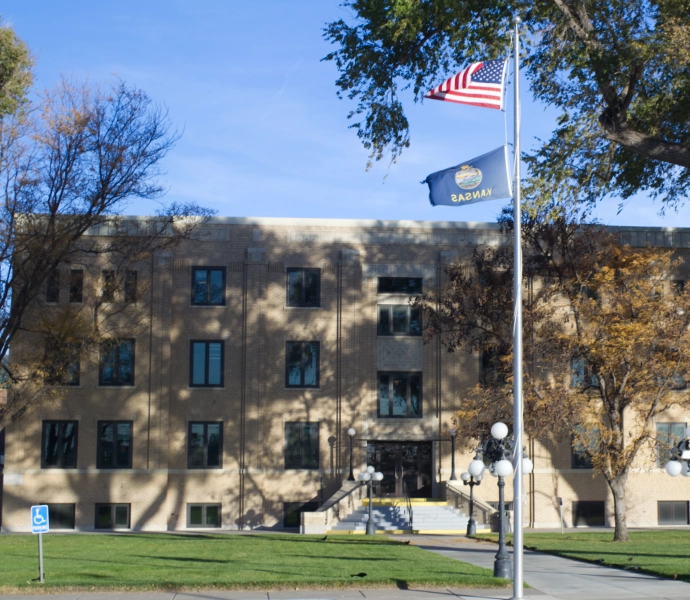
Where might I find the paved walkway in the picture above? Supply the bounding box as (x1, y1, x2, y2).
(2, 535, 690, 600)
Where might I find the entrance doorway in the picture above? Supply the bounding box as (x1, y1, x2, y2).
(366, 442, 432, 498)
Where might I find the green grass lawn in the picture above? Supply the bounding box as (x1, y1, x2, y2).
(475, 530, 690, 582)
(0, 533, 509, 593)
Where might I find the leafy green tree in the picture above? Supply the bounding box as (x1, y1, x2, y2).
(324, 0, 690, 207)
(416, 212, 690, 542)
(0, 19, 33, 116)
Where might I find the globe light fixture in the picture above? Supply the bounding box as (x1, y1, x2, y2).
(347, 427, 357, 481)
(358, 465, 384, 535)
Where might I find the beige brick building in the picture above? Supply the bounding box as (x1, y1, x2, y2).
(1, 217, 690, 532)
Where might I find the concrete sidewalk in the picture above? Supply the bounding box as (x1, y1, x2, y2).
(1, 535, 689, 600)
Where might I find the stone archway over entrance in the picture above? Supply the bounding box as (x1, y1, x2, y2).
(366, 441, 433, 498)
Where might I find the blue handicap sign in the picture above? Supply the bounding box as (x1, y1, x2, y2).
(31, 505, 49, 534)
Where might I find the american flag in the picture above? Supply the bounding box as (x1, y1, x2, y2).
(425, 60, 507, 110)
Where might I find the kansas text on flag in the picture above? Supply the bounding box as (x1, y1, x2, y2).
(425, 60, 508, 110)
(423, 146, 513, 207)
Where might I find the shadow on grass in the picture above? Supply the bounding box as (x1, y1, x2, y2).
(133, 555, 233, 564)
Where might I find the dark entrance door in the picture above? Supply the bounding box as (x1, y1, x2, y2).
(366, 442, 433, 498)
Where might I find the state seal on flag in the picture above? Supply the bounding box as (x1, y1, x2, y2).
(455, 165, 482, 190)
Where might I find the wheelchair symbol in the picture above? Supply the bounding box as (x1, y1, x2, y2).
(33, 508, 47, 525)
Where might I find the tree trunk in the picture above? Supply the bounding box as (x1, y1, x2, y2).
(607, 474, 630, 542)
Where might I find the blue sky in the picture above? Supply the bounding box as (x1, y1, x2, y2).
(3, 1, 683, 227)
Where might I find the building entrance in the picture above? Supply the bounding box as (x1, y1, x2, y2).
(366, 441, 432, 498)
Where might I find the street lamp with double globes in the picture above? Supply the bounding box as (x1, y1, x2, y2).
(664, 425, 690, 477)
(358, 465, 384, 534)
(460, 470, 482, 535)
(470, 422, 533, 580)
(347, 428, 357, 481)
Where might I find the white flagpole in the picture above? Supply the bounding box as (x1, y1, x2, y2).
(512, 15, 524, 600)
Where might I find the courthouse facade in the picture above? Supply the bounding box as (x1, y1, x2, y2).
(2, 216, 690, 531)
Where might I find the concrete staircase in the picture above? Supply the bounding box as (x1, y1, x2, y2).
(328, 498, 472, 534)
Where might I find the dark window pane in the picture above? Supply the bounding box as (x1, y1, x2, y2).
(285, 423, 301, 468)
(116, 423, 131, 467)
(287, 271, 303, 306)
(409, 308, 421, 334)
(42, 421, 78, 468)
(208, 343, 222, 385)
(114, 505, 129, 527)
(102, 270, 116, 302)
(302, 423, 319, 469)
(189, 505, 203, 525)
(192, 343, 206, 385)
(303, 343, 318, 386)
(124, 270, 137, 303)
(378, 306, 390, 335)
(392, 375, 408, 416)
(98, 422, 132, 469)
(209, 270, 224, 304)
(118, 341, 134, 384)
(392, 307, 408, 333)
(189, 423, 205, 468)
(100, 340, 135, 386)
(43, 423, 60, 467)
(205, 505, 220, 526)
(410, 375, 421, 415)
(379, 375, 390, 415)
(207, 424, 221, 467)
(378, 277, 422, 294)
(69, 270, 83, 303)
(48, 504, 75, 529)
(286, 343, 303, 386)
(62, 422, 77, 467)
(96, 506, 112, 528)
(304, 271, 319, 306)
(46, 271, 60, 303)
(193, 270, 207, 304)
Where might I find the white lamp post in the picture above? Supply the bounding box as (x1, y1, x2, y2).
(358, 465, 384, 534)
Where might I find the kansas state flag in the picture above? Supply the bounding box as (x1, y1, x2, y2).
(423, 146, 512, 207)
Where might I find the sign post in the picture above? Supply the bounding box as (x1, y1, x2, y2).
(31, 505, 49, 582)
(558, 497, 564, 534)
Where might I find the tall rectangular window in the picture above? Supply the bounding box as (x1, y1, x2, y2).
(378, 372, 422, 418)
(188, 422, 223, 468)
(657, 423, 686, 466)
(285, 341, 319, 388)
(41, 421, 78, 468)
(286, 268, 320, 307)
(69, 270, 83, 303)
(101, 270, 116, 302)
(99, 339, 135, 386)
(378, 277, 422, 295)
(46, 270, 60, 303)
(95, 504, 130, 529)
(190, 341, 224, 387)
(378, 305, 421, 336)
(44, 341, 80, 386)
(191, 267, 225, 305)
(97, 421, 133, 469)
(124, 270, 138, 303)
(571, 356, 599, 388)
(285, 422, 319, 469)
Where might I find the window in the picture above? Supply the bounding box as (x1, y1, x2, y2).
(187, 503, 221, 528)
(44, 341, 80, 386)
(46, 270, 60, 303)
(378, 372, 422, 418)
(285, 422, 319, 469)
(47, 504, 75, 529)
(378, 305, 421, 336)
(286, 268, 320, 307)
(571, 426, 598, 468)
(657, 423, 686, 466)
(95, 504, 130, 529)
(481, 348, 508, 386)
(571, 356, 599, 388)
(285, 341, 319, 388)
(41, 421, 78, 468)
(190, 341, 224, 387)
(192, 267, 225, 305)
(188, 422, 222, 468)
(97, 421, 133, 468)
(101, 270, 116, 302)
(283, 502, 319, 528)
(658, 501, 689, 525)
(572, 501, 605, 526)
(124, 270, 138, 303)
(69, 270, 83, 303)
(378, 277, 422, 295)
(99, 339, 135, 386)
